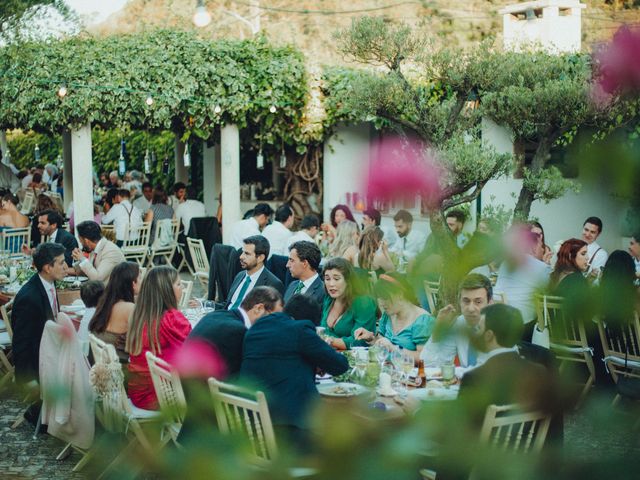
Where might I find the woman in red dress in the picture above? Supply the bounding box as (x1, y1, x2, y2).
(126, 265, 192, 410)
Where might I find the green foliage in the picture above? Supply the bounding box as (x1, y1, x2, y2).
(522, 165, 580, 203)
(481, 197, 514, 234)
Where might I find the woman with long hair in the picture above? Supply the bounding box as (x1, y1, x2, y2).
(89, 262, 140, 363)
(126, 265, 191, 409)
(321, 204, 357, 247)
(599, 250, 638, 326)
(144, 186, 175, 241)
(356, 225, 395, 273)
(320, 257, 377, 350)
(530, 221, 552, 264)
(549, 238, 589, 292)
(329, 220, 360, 262)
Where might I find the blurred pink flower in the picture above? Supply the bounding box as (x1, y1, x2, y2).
(367, 135, 443, 207)
(171, 339, 227, 380)
(593, 26, 640, 103)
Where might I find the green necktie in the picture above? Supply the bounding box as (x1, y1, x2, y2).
(294, 281, 304, 295)
(230, 275, 251, 310)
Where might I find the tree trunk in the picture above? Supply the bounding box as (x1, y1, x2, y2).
(512, 135, 554, 221)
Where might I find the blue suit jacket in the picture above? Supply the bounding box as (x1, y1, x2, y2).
(283, 275, 325, 307)
(240, 312, 349, 429)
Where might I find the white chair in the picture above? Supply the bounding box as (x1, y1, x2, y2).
(44, 191, 64, 212)
(122, 222, 152, 266)
(179, 280, 193, 310)
(0, 300, 14, 390)
(146, 218, 180, 266)
(1, 227, 31, 255)
(423, 279, 440, 313)
(146, 351, 186, 444)
(20, 189, 34, 215)
(186, 237, 209, 290)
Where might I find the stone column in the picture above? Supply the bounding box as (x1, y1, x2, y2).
(202, 141, 221, 216)
(62, 130, 73, 211)
(220, 124, 241, 244)
(70, 123, 94, 225)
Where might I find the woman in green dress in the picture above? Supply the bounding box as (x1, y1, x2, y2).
(321, 257, 377, 350)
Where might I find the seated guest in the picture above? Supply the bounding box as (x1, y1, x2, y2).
(34, 209, 78, 267)
(174, 185, 205, 236)
(284, 293, 322, 326)
(127, 266, 192, 410)
(362, 207, 398, 246)
(390, 209, 426, 262)
(102, 189, 142, 246)
(0, 193, 29, 228)
(420, 273, 493, 369)
(72, 221, 126, 283)
(144, 186, 174, 241)
(355, 226, 395, 274)
(321, 204, 356, 245)
(77, 280, 105, 357)
(286, 214, 320, 249)
(241, 290, 349, 446)
(530, 221, 553, 264)
(445, 209, 468, 248)
(229, 203, 273, 249)
(224, 235, 285, 310)
(262, 204, 294, 258)
(89, 262, 141, 364)
(168, 182, 186, 211)
(329, 219, 359, 263)
(549, 238, 589, 296)
(320, 257, 377, 350)
(30, 194, 61, 246)
(628, 233, 640, 278)
(284, 240, 325, 306)
(355, 273, 433, 360)
(581, 216, 608, 279)
(132, 181, 153, 216)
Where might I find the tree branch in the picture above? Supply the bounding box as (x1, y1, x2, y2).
(376, 109, 428, 140)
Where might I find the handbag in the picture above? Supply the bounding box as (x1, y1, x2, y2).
(531, 295, 551, 348)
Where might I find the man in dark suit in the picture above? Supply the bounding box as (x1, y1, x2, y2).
(223, 235, 284, 309)
(36, 209, 78, 267)
(284, 240, 325, 307)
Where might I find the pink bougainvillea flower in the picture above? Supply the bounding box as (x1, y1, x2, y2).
(171, 339, 227, 380)
(367, 135, 443, 207)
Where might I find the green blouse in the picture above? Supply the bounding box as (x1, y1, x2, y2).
(321, 295, 377, 349)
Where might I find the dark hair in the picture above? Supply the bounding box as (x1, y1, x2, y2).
(459, 273, 493, 302)
(481, 304, 524, 348)
(600, 250, 637, 326)
(374, 272, 418, 305)
(633, 232, 640, 242)
(583, 216, 603, 234)
(186, 185, 197, 199)
(363, 208, 381, 226)
(551, 238, 587, 285)
(253, 203, 274, 218)
(329, 204, 355, 228)
(275, 204, 293, 223)
(240, 286, 282, 312)
(152, 186, 168, 205)
(38, 209, 63, 228)
(118, 189, 131, 199)
(289, 241, 321, 272)
(105, 188, 118, 207)
(76, 221, 102, 242)
(33, 242, 66, 272)
(284, 294, 322, 326)
(243, 235, 270, 261)
(446, 209, 466, 223)
(35, 194, 57, 214)
(529, 221, 546, 244)
(89, 262, 139, 333)
(80, 280, 105, 309)
(393, 209, 413, 224)
(173, 182, 186, 194)
(142, 182, 152, 191)
(300, 214, 320, 230)
(322, 257, 356, 308)
(32, 172, 42, 184)
(2, 193, 18, 206)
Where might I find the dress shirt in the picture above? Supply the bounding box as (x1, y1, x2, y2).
(175, 199, 206, 235)
(586, 241, 608, 274)
(39, 274, 57, 319)
(49, 229, 58, 243)
(228, 267, 264, 309)
(286, 230, 314, 250)
(132, 195, 151, 215)
(299, 273, 319, 294)
(262, 221, 292, 258)
(238, 307, 252, 329)
(635, 257, 640, 276)
(21, 174, 32, 190)
(390, 228, 427, 260)
(102, 200, 142, 241)
(420, 315, 487, 369)
(230, 217, 261, 250)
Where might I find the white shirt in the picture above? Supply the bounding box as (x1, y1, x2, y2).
(21, 174, 33, 190)
(230, 217, 261, 250)
(262, 221, 292, 258)
(494, 254, 551, 324)
(286, 230, 315, 250)
(238, 307, 252, 329)
(484, 346, 518, 361)
(419, 315, 487, 370)
(39, 274, 57, 319)
(102, 200, 142, 241)
(49, 229, 58, 243)
(299, 273, 319, 294)
(175, 199, 206, 235)
(228, 266, 264, 309)
(390, 228, 427, 260)
(77, 306, 96, 356)
(586, 241, 608, 274)
(132, 195, 151, 215)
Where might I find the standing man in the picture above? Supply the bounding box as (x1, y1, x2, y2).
(581, 216, 608, 277)
(175, 186, 206, 236)
(229, 203, 273, 249)
(390, 209, 426, 261)
(101, 189, 142, 246)
(286, 214, 320, 249)
(284, 241, 325, 306)
(224, 235, 284, 309)
(35, 210, 78, 266)
(262, 204, 294, 258)
(72, 221, 125, 283)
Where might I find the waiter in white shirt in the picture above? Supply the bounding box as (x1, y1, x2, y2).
(175, 186, 206, 235)
(229, 203, 273, 249)
(581, 216, 608, 278)
(262, 204, 294, 258)
(101, 189, 142, 246)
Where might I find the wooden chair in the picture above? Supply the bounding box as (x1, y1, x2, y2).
(100, 225, 116, 243)
(121, 222, 152, 266)
(423, 279, 440, 313)
(0, 300, 14, 390)
(1, 227, 31, 254)
(44, 191, 64, 212)
(535, 294, 595, 405)
(179, 280, 193, 310)
(20, 189, 34, 215)
(146, 219, 180, 266)
(186, 237, 209, 291)
(146, 351, 186, 445)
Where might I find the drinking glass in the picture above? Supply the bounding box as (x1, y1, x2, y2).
(375, 345, 388, 370)
(354, 348, 369, 383)
(401, 353, 414, 394)
(441, 362, 455, 382)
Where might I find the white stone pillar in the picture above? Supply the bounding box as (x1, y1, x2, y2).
(174, 134, 188, 184)
(70, 123, 94, 225)
(202, 141, 220, 216)
(220, 124, 241, 244)
(62, 130, 73, 211)
(0, 131, 7, 159)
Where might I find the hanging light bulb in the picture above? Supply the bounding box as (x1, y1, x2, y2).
(213, 105, 222, 114)
(145, 95, 154, 106)
(4, 148, 11, 166)
(256, 149, 264, 170)
(193, 0, 212, 27)
(279, 149, 286, 168)
(183, 143, 191, 167)
(56, 154, 62, 169)
(34, 144, 41, 162)
(269, 105, 277, 113)
(144, 149, 151, 174)
(119, 139, 127, 176)
(162, 155, 170, 175)
(57, 85, 67, 98)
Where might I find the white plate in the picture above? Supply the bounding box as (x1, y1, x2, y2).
(62, 276, 88, 283)
(376, 387, 398, 397)
(424, 367, 443, 379)
(61, 304, 85, 313)
(408, 385, 459, 401)
(317, 382, 369, 397)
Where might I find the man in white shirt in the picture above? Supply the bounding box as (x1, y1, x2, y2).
(262, 204, 293, 258)
(101, 189, 142, 245)
(420, 273, 492, 370)
(168, 182, 187, 211)
(629, 233, 640, 278)
(389, 209, 426, 261)
(72, 221, 126, 283)
(581, 216, 608, 277)
(229, 203, 273, 250)
(287, 214, 320, 249)
(175, 186, 206, 235)
(132, 182, 153, 215)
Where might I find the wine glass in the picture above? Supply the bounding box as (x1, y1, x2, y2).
(401, 353, 414, 395)
(375, 345, 388, 370)
(354, 348, 369, 383)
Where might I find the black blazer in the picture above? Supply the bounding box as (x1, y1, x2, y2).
(240, 312, 349, 429)
(284, 275, 326, 306)
(223, 268, 285, 309)
(187, 309, 247, 376)
(11, 273, 56, 384)
(54, 229, 79, 267)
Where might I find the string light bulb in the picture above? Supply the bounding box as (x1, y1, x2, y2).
(183, 143, 191, 167)
(269, 105, 277, 113)
(193, 0, 212, 27)
(256, 149, 264, 170)
(145, 95, 154, 106)
(57, 85, 67, 98)
(213, 105, 222, 114)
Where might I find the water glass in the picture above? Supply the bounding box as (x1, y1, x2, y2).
(441, 362, 455, 382)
